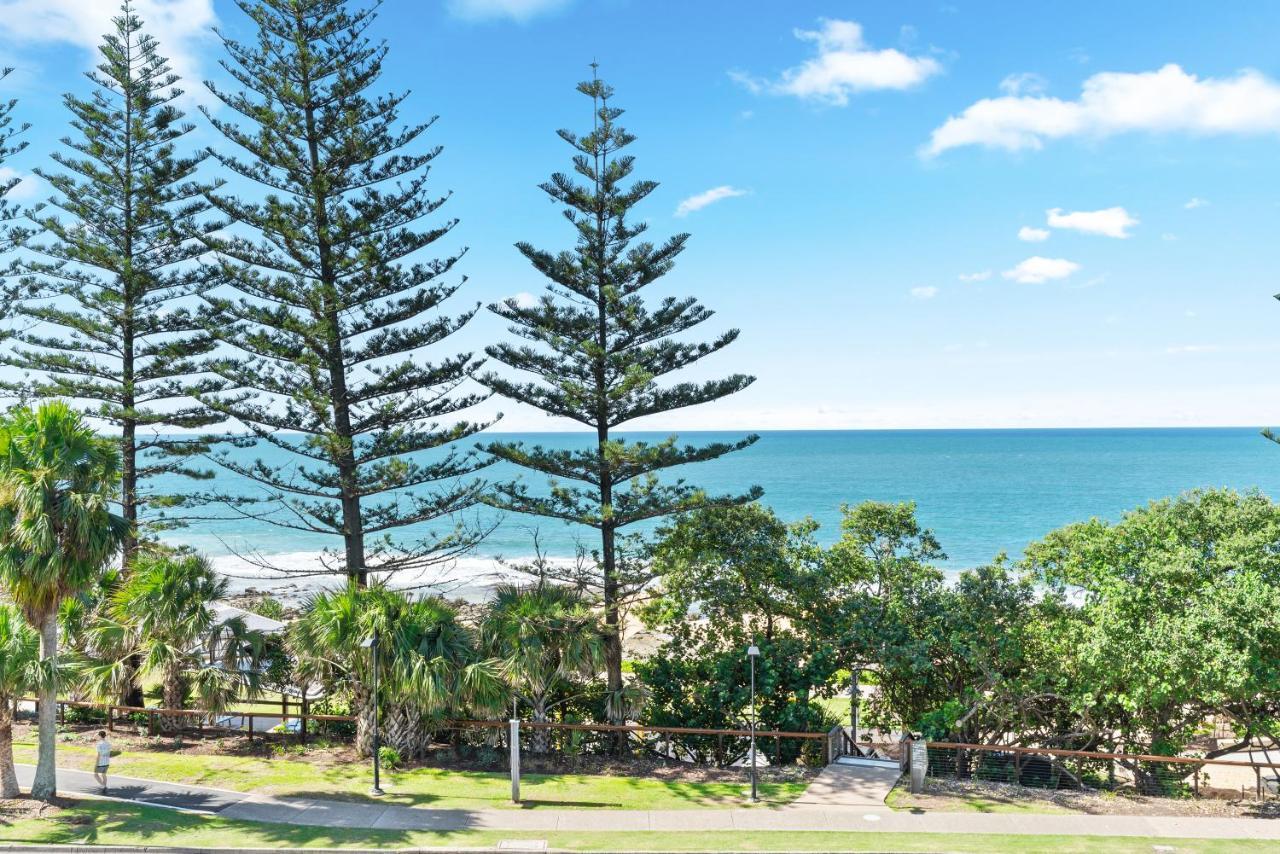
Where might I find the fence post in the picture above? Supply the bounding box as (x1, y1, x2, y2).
(509, 718, 520, 804)
(107, 705, 114, 733)
(1257, 766, 1263, 801)
(248, 713, 254, 743)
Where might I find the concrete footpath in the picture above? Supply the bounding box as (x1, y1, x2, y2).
(18, 764, 1280, 841)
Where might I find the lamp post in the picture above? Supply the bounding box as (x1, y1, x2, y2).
(747, 643, 760, 802)
(850, 668, 860, 753)
(361, 633, 384, 797)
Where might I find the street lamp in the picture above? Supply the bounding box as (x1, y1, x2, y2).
(361, 633, 384, 796)
(850, 668, 860, 753)
(747, 643, 760, 803)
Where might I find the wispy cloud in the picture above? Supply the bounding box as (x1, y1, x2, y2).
(1046, 206, 1138, 238)
(0, 0, 217, 103)
(999, 72, 1047, 97)
(910, 286, 939, 300)
(1165, 344, 1219, 354)
(674, 185, 749, 218)
(732, 18, 942, 106)
(0, 167, 41, 202)
(1003, 256, 1081, 284)
(1184, 196, 1210, 209)
(924, 64, 1280, 157)
(446, 0, 570, 21)
(958, 270, 992, 282)
(1018, 226, 1050, 242)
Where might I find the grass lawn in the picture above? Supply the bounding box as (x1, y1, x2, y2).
(0, 798, 1270, 853)
(13, 735, 806, 811)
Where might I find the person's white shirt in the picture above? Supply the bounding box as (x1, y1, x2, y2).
(96, 740, 111, 766)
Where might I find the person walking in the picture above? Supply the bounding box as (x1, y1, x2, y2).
(93, 731, 112, 793)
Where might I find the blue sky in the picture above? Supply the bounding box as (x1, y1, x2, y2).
(1, 0, 1279, 430)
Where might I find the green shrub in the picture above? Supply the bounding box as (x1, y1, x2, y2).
(378, 745, 401, 769)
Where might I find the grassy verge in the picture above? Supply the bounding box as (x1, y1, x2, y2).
(14, 737, 805, 811)
(0, 799, 1270, 853)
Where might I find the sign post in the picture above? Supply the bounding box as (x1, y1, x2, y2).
(910, 739, 927, 794)
(509, 718, 521, 804)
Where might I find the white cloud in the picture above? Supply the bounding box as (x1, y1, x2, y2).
(1002, 256, 1081, 284)
(674, 185, 749, 218)
(1018, 226, 1050, 242)
(1046, 206, 1138, 238)
(1162, 233, 1178, 241)
(1165, 344, 1219, 355)
(999, 72, 1047, 97)
(1184, 196, 1210, 209)
(0, 1, 217, 102)
(958, 270, 992, 282)
(923, 63, 1280, 157)
(910, 286, 939, 300)
(509, 291, 539, 309)
(731, 18, 942, 106)
(446, 0, 570, 21)
(0, 167, 40, 202)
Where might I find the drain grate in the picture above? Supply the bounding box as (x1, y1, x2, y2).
(497, 840, 548, 852)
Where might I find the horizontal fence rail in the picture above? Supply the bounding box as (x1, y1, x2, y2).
(921, 740, 1280, 800)
(22, 697, 355, 743)
(23, 699, 839, 765)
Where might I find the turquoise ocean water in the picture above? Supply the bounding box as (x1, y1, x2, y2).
(158, 428, 1280, 580)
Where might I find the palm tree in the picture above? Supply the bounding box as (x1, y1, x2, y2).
(290, 583, 503, 758)
(0, 604, 41, 798)
(482, 583, 608, 753)
(384, 596, 505, 760)
(0, 401, 128, 801)
(81, 549, 265, 728)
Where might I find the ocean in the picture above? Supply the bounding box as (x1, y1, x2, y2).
(155, 428, 1280, 592)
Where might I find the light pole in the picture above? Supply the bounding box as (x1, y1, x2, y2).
(361, 633, 384, 797)
(850, 668, 860, 752)
(747, 643, 760, 802)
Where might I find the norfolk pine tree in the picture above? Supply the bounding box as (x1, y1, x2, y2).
(199, 0, 492, 586)
(482, 73, 761, 728)
(1, 3, 219, 565)
(0, 67, 27, 246)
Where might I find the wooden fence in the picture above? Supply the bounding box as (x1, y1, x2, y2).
(27, 698, 843, 764)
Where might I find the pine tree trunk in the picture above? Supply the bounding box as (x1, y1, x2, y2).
(296, 47, 366, 590)
(0, 700, 18, 799)
(30, 610, 58, 801)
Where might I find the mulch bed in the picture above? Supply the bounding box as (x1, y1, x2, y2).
(898, 776, 1280, 818)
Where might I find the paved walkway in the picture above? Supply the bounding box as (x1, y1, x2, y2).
(18, 764, 1280, 840)
(14, 764, 251, 814)
(793, 760, 901, 807)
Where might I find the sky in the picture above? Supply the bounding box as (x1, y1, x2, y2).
(1, 0, 1279, 431)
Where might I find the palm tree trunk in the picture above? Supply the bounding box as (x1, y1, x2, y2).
(531, 700, 551, 754)
(0, 699, 18, 799)
(353, 687, 375, 758)
(162, 667, 183, 732)
(30, 610, 58, 801)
